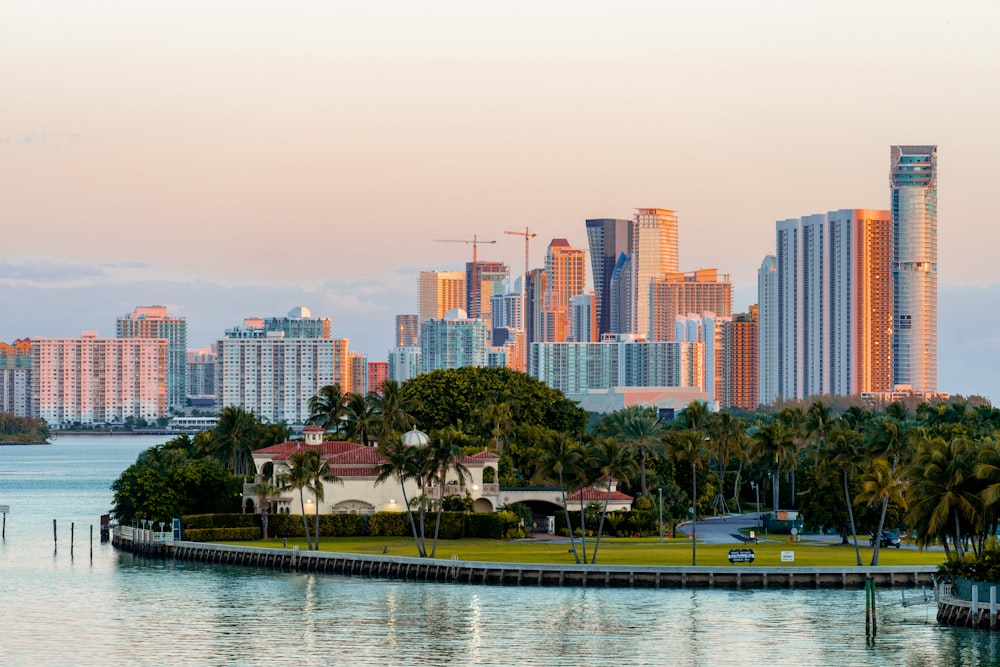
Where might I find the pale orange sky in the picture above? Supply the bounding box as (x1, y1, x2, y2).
(2, 1, 999, 396)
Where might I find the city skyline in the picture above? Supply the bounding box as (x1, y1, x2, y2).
(3, 3, 998, 400)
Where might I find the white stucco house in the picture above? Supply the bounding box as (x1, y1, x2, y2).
(245, 426, 502, 515)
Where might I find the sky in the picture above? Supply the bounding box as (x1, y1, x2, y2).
(2, 2, 999, 399)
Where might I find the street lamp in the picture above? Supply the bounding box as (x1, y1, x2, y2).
(658, 488, 663, 544)
(750, 481, 760, 527)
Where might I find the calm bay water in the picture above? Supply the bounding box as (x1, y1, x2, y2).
(0, 435, 997, 666)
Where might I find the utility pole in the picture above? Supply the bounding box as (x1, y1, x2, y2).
(504, 226, 536, 370)
(434, 235, 497, 319)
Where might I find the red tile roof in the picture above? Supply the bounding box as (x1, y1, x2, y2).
(566, 487, 634, 502)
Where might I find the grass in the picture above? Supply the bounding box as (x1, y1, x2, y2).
(226, 535, 945, 567)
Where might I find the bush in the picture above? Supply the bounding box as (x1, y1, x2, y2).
(183, 513, 259, 530)
(369, 511, 414, 537)
(185, 527, 261, 542)
(465, 512, 504, 540)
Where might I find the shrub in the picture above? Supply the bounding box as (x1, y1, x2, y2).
(465, 512, 504, 540)
(183, 513, 259, 530)
(185, 527, 261, 542)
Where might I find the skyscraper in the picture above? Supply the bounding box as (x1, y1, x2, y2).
(418, 271, 466, 324)
(116, 305, 187, 410)
(632, 208, 679, 338)
(648, 269, 733, 341)
(465, 261, 508, 319)
(395, 314, 419, 347)
(891, 145, 938, 392)
(543, 239, 586, 342)
(585, 218, 631, 336)
(720, 307, 759, 410)
(775, 210, 892, 400)
(757, 255, 778, 405)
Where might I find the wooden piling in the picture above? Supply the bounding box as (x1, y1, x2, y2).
(53, 519, 57, 552)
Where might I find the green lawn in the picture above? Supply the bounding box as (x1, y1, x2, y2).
(227, 535, 945, 567)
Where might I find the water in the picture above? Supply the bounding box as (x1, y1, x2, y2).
(0, 436, 997, 666)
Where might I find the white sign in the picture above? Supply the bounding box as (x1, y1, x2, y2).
(0, 505, 9, 513)
(781, 550, 794, 563)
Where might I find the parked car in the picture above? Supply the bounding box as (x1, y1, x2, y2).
(870, 530, 901, 548)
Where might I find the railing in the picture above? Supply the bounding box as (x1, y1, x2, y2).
(480, 483, 500, 496)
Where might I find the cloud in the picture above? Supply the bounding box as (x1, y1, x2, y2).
(0, 131, 81, 146)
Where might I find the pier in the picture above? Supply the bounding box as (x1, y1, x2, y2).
(113, 529, 935, 590)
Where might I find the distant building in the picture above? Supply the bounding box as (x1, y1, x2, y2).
(420, 309, 490, 374)
(585, 218, 631, 337)
(0, 338, 33, 417)
(394, 314, 419, 348)
(32, 333, 168, 427)
(757, 255, 778, 406)
(544, 239, 586, 343)
(349, 352, 368, 395)
(116, 305, 187, 410)
(186, 348, 216, 401)
(675, 313, 725, 410)
(227, 307, 331, 340)
(650, 269, 733, 342)
(466, 260, 508, 320)
(388, 346, 422, 382)
(632, 208, 679, 338)
(891, 145, 938, 393)
(214, 333, 349, 425)
(418, 271, 466, 324)
(569, 292, 597, 343)
(720, 307, 759, 410)
(367, 361, 388, 395)
(530, 336, 703, 395)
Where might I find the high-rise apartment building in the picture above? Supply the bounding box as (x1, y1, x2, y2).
(388, 346, 422, 383)
(186, 348, 216, 399)
(543, 239, 586, 342)
(116, 305, 187, 410)
(530, 337, 703, 395)
(569, 293, 597, 343)
(465, 261, 508, 319)
(32, 333, 168, 427)
(418, 271, 466, 324)
(214, 334, 348, 425)
(608, 252, 633, 335)
(775, 209, 892, 400)
(891, 145, 937, 392)
(525, 268, 547, 345)
(349, 352, 368, 395)
(632, 208, 679, 338)
(395, 314, 419, 348)
(649, 269, 733, 341)
(721, 307, 759, 410)
(675, 313, 726, 409)
(260, 306, 331, 339)
(0, 338, 33, 417)
(585, 218, 631, 336)
(758, 256, 779, 406)
(368, 361, 388, 395)
(420, 311, 490, 374)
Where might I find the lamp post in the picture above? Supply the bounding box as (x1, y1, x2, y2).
(750, 481, 760, 527)
(658, 488, 663, 544)
(691, 459, 697, 566)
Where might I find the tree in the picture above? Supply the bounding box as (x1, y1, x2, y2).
(823, 419, 865, 564)
(706, 411, 747, 513)
(427, 426, 472, 557)
(598, 405, 665, 498)
(374, 438, 429, 557)
(308, 384, 346, 437)
(372, 379, 418, 441)
(586, 438, 636, 563)
(906, 435, 979, 560)
(856, 457, 906, 565)
(476, 399, 513, 453)
(752, 420, 796, 511)
(213, 406, 260, 476)
(669, 429, 708, 566)
(343, 392, 376, 446)
(309, 450, 343, 547)
(249, 479, 281, 540)
(280, 449, 318, 549)
(532, 432, 584, 564)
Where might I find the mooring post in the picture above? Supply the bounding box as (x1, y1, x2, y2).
(991, 586, 996, 629)
(71, 522, 75, 557)
(973, 584, 980, 623)
(90, 525, 94, 562)
(53, 519, 57, 552)
(871, 577, 877, 636)
(865, 577, 871, 637)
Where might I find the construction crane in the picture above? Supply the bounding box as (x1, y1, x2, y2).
(504, 226, 537, 369)
(434, 234, 497, 318)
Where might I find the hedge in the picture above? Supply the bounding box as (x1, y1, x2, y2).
(186, 527, 261, 542)
(181, 511, 506, 541)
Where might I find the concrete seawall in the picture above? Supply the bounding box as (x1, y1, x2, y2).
(113, 534, 935, 590)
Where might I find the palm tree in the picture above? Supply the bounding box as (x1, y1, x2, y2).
(308, 384, 345, 437)
(856, 457, 906, 565)
(532, 432, 583, 564)
(601, 405, 665, 498)
(427, 426, 471, 557)
(343, 392, 376, 446)
(806, 400, 834, 465)
(309, 451, 343, 548)
(280, 449, 317, 549)
(906, 434, 978, 560)
(372, 380, 418, 442)
(752, 420, 797, 511)
(823, 419, 864, 565)
(374, 438, 428, 557)
(477, 399, 513, 453)
(213, 405, 259, 476)
(670, 429, 707, 566)
(706, 412, 747, 514)
(249, 479, 281, 540)
(586, 437, 636, 563)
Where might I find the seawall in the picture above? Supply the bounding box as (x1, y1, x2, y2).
(113, 533, 935, 590)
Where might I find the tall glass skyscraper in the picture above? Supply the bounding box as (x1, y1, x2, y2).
(891, 145, 937, 392)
